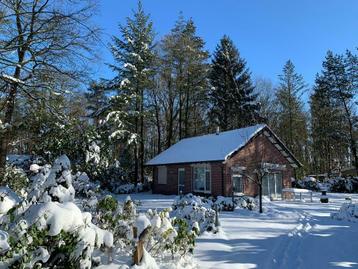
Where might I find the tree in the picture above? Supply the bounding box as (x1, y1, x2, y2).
(148, 15, 209, 156)
(0, 0, 99, 174)
(310, 51, 351, 175)
(275, 60, 309, 176)
(208, 36, 260, 131)
(110, 0, 156, 183)
(85, 81, 109, 127)
(254, 77, 278, 128)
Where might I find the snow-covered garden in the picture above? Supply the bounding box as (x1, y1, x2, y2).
(2, 154, 357, 268)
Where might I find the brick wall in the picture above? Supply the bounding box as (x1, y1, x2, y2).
(224, 133, 293, 196)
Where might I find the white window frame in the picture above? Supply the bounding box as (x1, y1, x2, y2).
(157, 166, 167, 184)
(192, 163, 211, 193)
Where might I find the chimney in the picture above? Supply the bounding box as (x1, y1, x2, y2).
(216, 126, 220, 135)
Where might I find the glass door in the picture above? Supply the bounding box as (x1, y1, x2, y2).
(178, 168, 185, 194)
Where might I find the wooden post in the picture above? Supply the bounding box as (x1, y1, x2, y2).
(133, 226, 152, 265)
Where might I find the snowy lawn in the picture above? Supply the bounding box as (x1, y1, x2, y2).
(116, 192, 358, 269)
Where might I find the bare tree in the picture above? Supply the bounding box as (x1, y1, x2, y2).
(0, 0, 100, 173)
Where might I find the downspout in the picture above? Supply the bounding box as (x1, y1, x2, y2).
(221, 165, 225, 196)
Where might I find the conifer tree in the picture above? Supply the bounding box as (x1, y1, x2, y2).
(110, 0, 156, 183)
(310, 51, 351, 175)
(275, 60, 308, 175)
(209, 35, 259, 131)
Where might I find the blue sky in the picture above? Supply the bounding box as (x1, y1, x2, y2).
(93, 0, 357, 90)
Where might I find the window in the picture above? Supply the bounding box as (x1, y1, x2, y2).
(232, 175, 244, 193)
(158, 166, 167, 184)
(192, 164, 211, 193)
(262, 172, 283, 198)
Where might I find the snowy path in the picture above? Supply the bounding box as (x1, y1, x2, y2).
(195, 193, 358, 269)
(116, 192, 358, 269)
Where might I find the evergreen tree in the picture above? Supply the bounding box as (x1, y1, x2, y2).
(275, 60, 309, 176)
(110, 0, 156, 183)
(310, 51, 350, 175)
(85, 81, 108, 127)
(209, 35, 259, 131)
(149, 15, 209, 154)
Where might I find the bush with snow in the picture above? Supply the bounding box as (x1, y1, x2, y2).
(331, 202, 358, 222)
(293, 177, 358, 193)
(172, 194, 216, 233)
(0, 155, 113, 268)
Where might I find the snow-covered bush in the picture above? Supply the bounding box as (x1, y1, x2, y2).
(331, 202, 358, 222)
(172, 194, 216, 233)
(1, 165, 29, 195)
(72, 172, 101, 198)
(293, 177, 358, 193)
(27, 155, 75, 203)
(214, 196, 256, 211)
(0, 155, 113, 268)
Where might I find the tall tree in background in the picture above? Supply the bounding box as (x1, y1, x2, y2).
(0, 0, 99, 174)
(275, 60, 308, 176)
(254, 77, 278, 128)
(209, 35, 259, 131)
(148, 15, 209, 155)
(310, 51, 351, 175)
(110, 0, 156, 183)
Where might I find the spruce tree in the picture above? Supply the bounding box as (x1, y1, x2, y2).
(209, 35, 259, 131)
(110, 0, 156, 183)
(310, 51, 350, 175)
(275, 60, 308, 176)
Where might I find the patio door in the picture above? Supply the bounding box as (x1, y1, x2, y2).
(262, 172, 283, 198)
(178, 168, 185, 194)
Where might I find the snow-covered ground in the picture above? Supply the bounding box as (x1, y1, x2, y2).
(117, 192, 358, 269)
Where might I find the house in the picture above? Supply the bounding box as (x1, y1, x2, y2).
(146, 124, 302, 197)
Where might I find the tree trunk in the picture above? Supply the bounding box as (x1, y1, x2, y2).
(140, 88, 145, 183)
(259, 183, 263, 214)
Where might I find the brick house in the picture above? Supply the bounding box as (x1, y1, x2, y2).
(146, 124, 301, 197)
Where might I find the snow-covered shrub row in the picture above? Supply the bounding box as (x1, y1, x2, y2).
(293, 177, 358, 193)
(0, 155, 113, 268)
(331, 202, 358, 222)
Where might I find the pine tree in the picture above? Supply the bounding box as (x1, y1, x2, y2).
(310, 51, 350, 175)
(209, 35, 259, 131)
(85, 81, 108, 127)
(275, 60, 308, 176)
(110, 0, 156, 183)
(149, 15, 209, 153)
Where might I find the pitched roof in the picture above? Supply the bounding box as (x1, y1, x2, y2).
(146, 124, 267, 166)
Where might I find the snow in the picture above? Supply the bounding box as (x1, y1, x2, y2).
(133, 248, 159, 269)
(135, 214, 151, 236)
(0, 186, 21, 215)
(0, 230, 10, 254)
(117, 192, 358, 268)
(147, 124, 266, 165)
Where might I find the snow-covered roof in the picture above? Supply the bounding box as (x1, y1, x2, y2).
(146, 124, 266, 166)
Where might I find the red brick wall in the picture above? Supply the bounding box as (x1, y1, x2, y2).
(152, 162, 225, 195)
(224, 133, 293, 196)
(151, 132, 294, 197)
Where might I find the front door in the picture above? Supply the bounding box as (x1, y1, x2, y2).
(178, 168, 185, 194)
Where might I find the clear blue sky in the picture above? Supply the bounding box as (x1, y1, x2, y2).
(93, 0, 357, 90)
